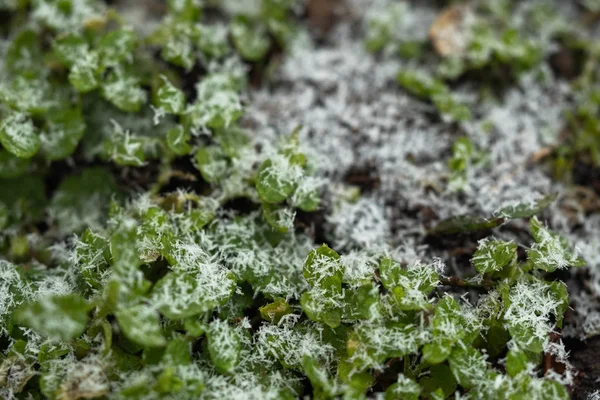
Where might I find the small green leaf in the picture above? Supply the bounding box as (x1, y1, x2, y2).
(14, 294, 90, 341)
(448, 346, 487, 389)
(231, 19, 271, 61)
(98, 29, 136, 66)
(494, 193, 557, 219)
(429, 214, 504, 235)
(152, 271, 234, 319)
(6, 29, 42, 76)
(292, 179, 321, 212)
(166, 125, 192, 155)
(260, 297, 292, 324)
(548, 281, 569, 328)
(101, 71, 147, 113)
(422, 339, 453, 365)
(472, 238, 517, 274)
(194, 146, 228, 183)
(304, 244, 344, 289)
(505, 347, 528, 377)
(301, 355, 339, 398)
(300, 290, 342, 328)
(527, 216, 585, 272)
(115, 304, 166, 348)
(186, 207, 216, 231)
(385, 374, 420, 400)
(161, 31, 195, 70)
(157, 76, 186, 114)
(49, 167, 119, 234)
(262, 202, 295, 233)
(206, 320, 240, 373)
(40, 107, 86, 161)
(0, 112, 40, 158)
(184, 319, 206, 338)
(0, 149, 30, 178)
(419, 364, 457, 398)
(256, 158, 298, 204)
(69, 52, 100, 93)
(53, 33, 88, 66)
(105, 121, 146, 167)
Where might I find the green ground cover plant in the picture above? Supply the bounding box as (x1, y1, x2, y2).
(1, 0, 600, 399)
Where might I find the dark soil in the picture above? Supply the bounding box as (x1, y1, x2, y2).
(568, 336, 600, 398)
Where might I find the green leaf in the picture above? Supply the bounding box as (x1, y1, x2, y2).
(194, 146, 228, 183)
(115, 304, 166, 348)
(14, 294, 90, 341)
(184, 319, 206, 337)
(303, 244, 344, 289)
(195, 24, 230, 58)
(259, 297, 293, 324)
(549, 281, 569, 328)
(422, 339, 453, 365)
(448, 346, 487, 389)
(105, 121, 146, 167)
(262, 202, 295, 233)
(292, 178, 321, 212)
(231, 19, 271, 61)
(0, 111, 40, 158)
(505, 347, 528, 377)
(527, 216, 585, 272)
(6, 29, 42, 76)
(494, 193, 557, 219)
(256, 158, 298, 204)
(300, 290, 342, 328)
(206, 320, 241, 373)
(0, 149, 30, 178)
(168, 0, 201, 20)
(152, 271, 234, 319)
(301, 355, 339, 398)
(98, 29, 136, 67)
(101, 71, 147, 113)
(433, 93, 472, 122)
(186, 206, 216, 231)
(0, 175, 47, 225)
(342, 283, 380, 321)
(185, 89, 242, 129)
(161, 31, 195, 70)
(419, 364, 457, 398)
(472, 238, 517, 274)
(40, 107, 86, 160)
(385, 375, 420, 400)
(53, 33, 88, 66)
(166, 125, 192, 155)
(76, 228, 111, 289)
(157, 76, 186, 114)
(69, 52, 100, 93)
(49, 167, 119, 234)
(539, 379, 569, 400)
(163, 336, 192, 366)
(429, 214, 504, 235)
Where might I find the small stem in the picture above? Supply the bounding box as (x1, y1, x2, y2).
(440, 276, 492, 290)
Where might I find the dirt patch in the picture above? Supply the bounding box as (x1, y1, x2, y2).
(567, 336, 600, 398)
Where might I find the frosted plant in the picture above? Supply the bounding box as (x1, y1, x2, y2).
(0, 0, 596, 399)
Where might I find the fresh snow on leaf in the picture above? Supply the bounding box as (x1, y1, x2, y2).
(14, 294, 89, 341)
(0, 112, 40, 158)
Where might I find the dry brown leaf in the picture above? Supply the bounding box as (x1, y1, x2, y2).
(429, 4, 473, 57)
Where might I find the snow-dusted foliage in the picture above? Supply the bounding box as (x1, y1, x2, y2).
(1, 0, 599, 398)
